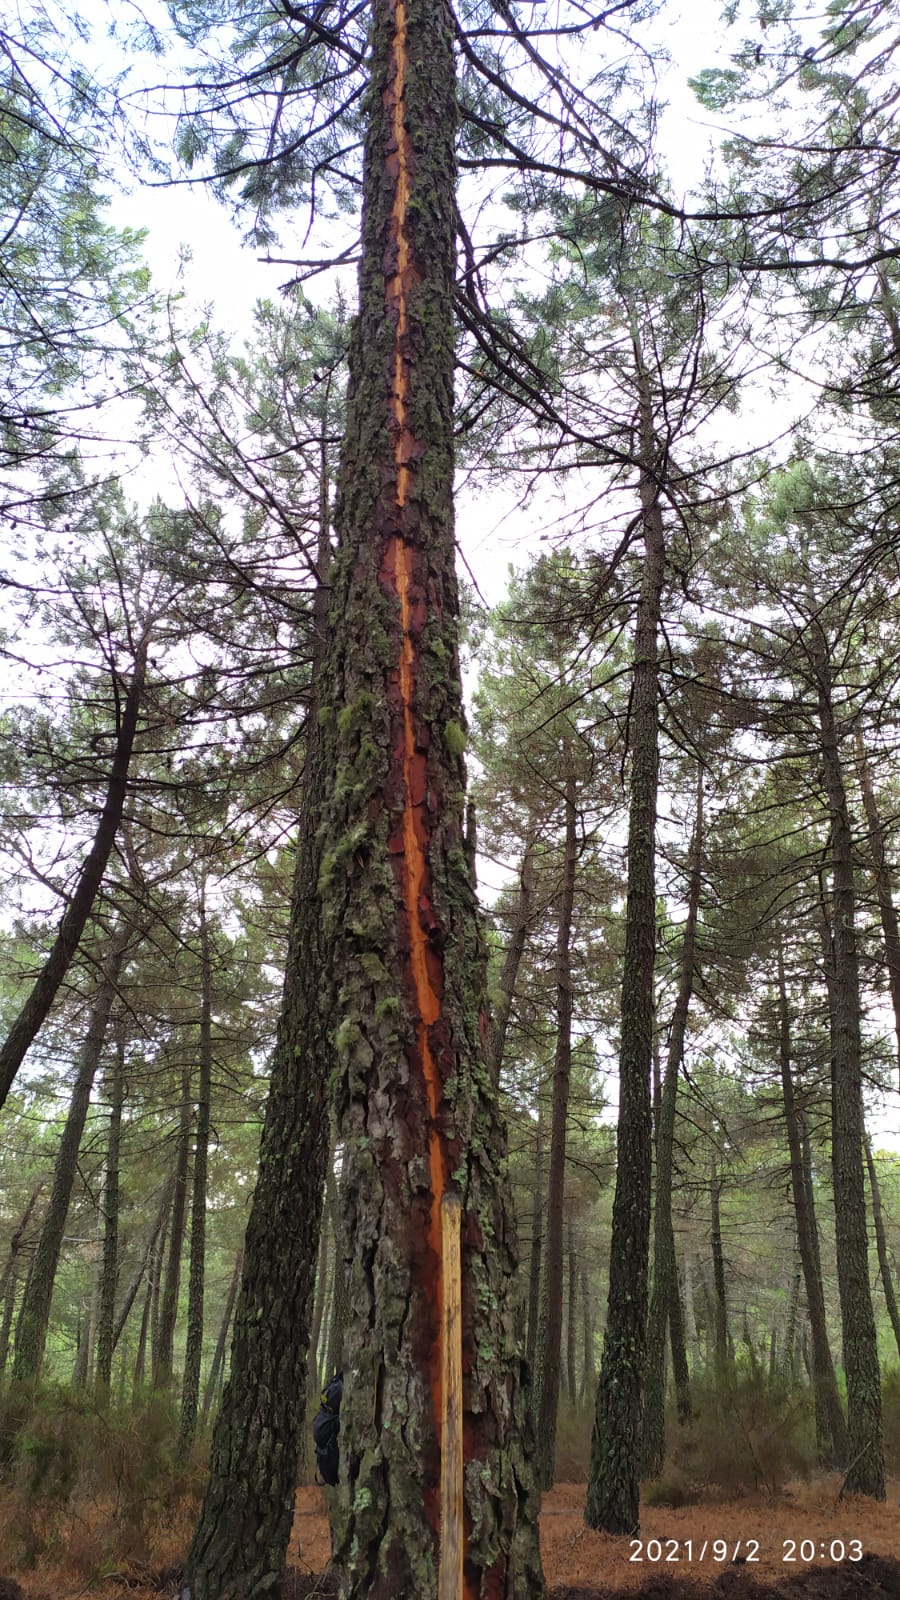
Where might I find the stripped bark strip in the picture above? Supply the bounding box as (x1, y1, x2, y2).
(439, 1194, 463, 1600)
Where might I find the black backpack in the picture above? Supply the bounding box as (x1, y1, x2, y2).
(312, 1372, 343, 1486)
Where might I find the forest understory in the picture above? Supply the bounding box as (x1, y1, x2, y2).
(2, 1478, 899, 1600)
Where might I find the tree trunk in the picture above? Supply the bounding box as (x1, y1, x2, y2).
(682, 1250, 702, 1375)
(297, 0, 545, 1585)
(96, 1024, 126, 1392)
(781, 1256, 801, 1385)
(776, 943, 847, 1462)
(586, 358, 663, 1535)
(525, 1100, 544, 1383)
(154, 1062, 192, 1388)
(325, 1159, 349, 1378)
(0, 1183, 43, 1378)
(201, 1250, 243, 1429)
(486, 829, 537, 1079)
(535, 767, 578, 1488)
(579, 1261, 594, 1403)
(134, 1274, 153, 1392)
(865, 1135, 900, 1362)
(12, 924, 128, 1384)
(855, 730, 900, 1085)
(181, 885, 214, 1446)
(710, 1153, 730, 1385)
(185, 616, 333, 1596)
(112, 1178, 174, 1354)
(566, 1215, 578, 1405)
(643, 774, 702, 1476)
(0, 637, 148, 1110)
(815, 644, 885, 1498)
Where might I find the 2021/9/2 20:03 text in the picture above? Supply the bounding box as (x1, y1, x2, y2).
(628, 1539, 865, 1563)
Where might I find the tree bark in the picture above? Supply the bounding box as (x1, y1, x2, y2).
(0, 636, 148, 1110)
(201, 1250, 243, 1429)
(865, 1135, 900, 1362)
(814, 642, 885, 1498)
(776, 943, 847, 1462)
(643, 774, 702, 1476)
(0, 1183, 43, 1378)
(486, 830, 537, 1079)
(535, 767, 578, 1489)
(153, 1062, 192, 1388)
(95, 1023, 126, 1392)
(855, 729, 900, 1086)
(710, 1152, 730, 1385)
(12, 923, 128, 1384)
(566, 1214, 578, 1405)
(525, 1100, 544, 1384)
(112, 1177, 174, 1354)
(185, 577, 333, 1597)
(579, 1261, 594, 1403)
(181, 884, 214, 1446)
(586, 358, 663, 1535)
(306, 0, 545, 1586)
(682, 1250, 702, 1375)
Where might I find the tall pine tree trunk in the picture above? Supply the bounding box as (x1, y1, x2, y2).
(181, 884, 214, 1446)
(0, 1184, 43, 1378)
(777, 943, 847, 1463)
(586, 357, 663, 1535)
(154, 1062, 192, 1388)
(815, 642, 885, 1498)
(535, 767, 577, 1488)
(184, 349, 335, 1600)
(855, 730, 900, 1086)
(865, 1136, 900, 1362)
(310, 0, 544, 1586)
(710, 1153, 730, 1385)
(487, 829, 537, 1078)
(201, 1250, 243, 1429)
(642, 773, 702, 1476)
(0, 639, 147, 1110)
(525, 1101, 544, 1384)
(13, 924, 128, 1384)
(96, 1024, 126, 1392)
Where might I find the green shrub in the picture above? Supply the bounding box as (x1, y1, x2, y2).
(668, 1372, 815, 1497)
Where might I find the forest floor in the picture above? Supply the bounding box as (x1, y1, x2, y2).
(1, 1478, 899, 1600)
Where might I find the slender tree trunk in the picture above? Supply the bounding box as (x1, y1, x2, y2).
(154, 1063, 192, 1389)
(184, 339, 336, 1600)
(776, 944, 847, 1462)
(0, 1183, 43, 1377)
(487, 830, 537, 1078)
(586, 360, 664, 1535)
(865, 1136, 900, 1362)
(525, 1101, 544, 1383)
(566, 1215, 578, 1405)
(855, 730, 900, 1086)
(710, 1153, 729, 1385)
(150, 1202, 169, 1375)
(643, 774, 702, 1475)
(181, 887, 214, 1446)
(781, 1256, 801, 1386)
(0, 638, 148, 1110)
(112, 1178, 173, 1354)
(12, 924, 128, 1383)
(201, 1251, 243, 1429)
(682, 1250, 701, 1375)
(668, 1261, 691, 1425)
(536, 767, 578, 1488)
(95, 1025, 126, 1392)
(134, 1274, 153, 1392)
(815, 644, 885, 1498)
(579, 1261, 594, 1403)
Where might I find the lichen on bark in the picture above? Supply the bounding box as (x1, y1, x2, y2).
(316, 0, 544, 1593)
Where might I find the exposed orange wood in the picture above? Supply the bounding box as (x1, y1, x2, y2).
(379, 0, 473, 1590)
(439, 1193, 464, 1600)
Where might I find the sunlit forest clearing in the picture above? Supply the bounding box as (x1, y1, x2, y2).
(2, 0, 900, 1596)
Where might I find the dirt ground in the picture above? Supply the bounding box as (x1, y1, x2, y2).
(284, 1479, 900, 1600)
(2, 1479, 899, 1599)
